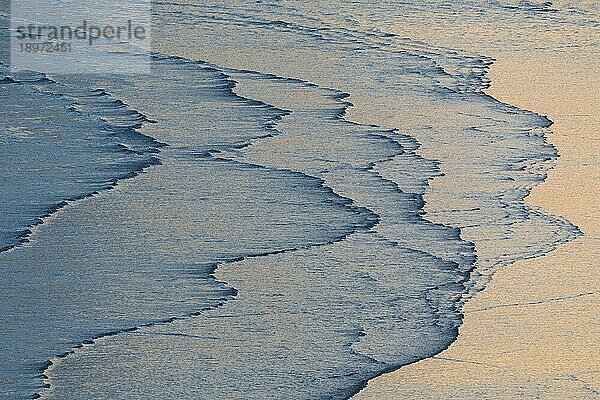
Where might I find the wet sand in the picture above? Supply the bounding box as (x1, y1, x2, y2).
(352, 51, 600, 399)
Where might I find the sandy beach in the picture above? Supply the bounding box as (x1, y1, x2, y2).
(2, 2, 597, 399)
(352, 49, 599, 399)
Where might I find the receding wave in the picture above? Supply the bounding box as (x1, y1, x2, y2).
(0, 0, 587, 399)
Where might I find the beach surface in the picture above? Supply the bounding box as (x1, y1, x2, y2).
(352, 49, 600, 399)
(1, 2, 597, 399)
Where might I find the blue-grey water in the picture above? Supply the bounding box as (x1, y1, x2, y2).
(0, 1, 594, 399)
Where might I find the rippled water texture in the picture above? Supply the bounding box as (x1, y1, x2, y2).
(1, 1, 594, 399)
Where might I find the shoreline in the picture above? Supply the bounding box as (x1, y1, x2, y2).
(352, 50, 599, 399)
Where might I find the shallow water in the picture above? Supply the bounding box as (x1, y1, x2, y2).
(0, 1, 594, 399)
